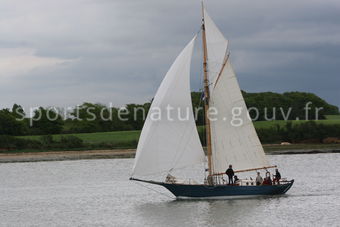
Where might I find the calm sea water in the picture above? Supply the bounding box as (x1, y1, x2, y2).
(0, 154, 339, 227)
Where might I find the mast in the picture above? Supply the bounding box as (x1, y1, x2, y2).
(201, 2, 213, 177)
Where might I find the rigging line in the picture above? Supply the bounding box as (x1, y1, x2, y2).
(196, 25, 206, 149)
(198, 47, 204, 94)
(195, 25, 203, 36)
(134, 181, 175, 199)
(213, 52, 230, 89)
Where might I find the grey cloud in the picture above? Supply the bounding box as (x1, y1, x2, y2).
(0, 0, 339, 111)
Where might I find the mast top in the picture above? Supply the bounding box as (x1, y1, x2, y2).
(201, 1, 205, 23)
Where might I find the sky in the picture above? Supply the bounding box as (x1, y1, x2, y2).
(0, 0, 339, 112)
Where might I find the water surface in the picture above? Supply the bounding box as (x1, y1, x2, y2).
(0, 154, 339, 226)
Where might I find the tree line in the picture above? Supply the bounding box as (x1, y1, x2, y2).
(0, 91, 339, 136)
(1, 121, 340, 151)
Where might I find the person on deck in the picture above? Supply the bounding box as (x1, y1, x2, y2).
(234, 175, 240, 185)
(274, 169, 281, 185)
(225, 165, 234, 185)
(263, 171, 272, 185)
(256, 172, 263, 186)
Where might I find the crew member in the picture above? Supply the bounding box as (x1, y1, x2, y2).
(274, 169, 281, 184)
(225, 165, 234, 185)
(256, 172, 263, 186)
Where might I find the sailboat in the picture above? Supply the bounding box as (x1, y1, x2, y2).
(130, 4, 294, 199)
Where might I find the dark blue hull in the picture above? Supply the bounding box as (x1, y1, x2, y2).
(131, 178, 294, 199)
(163, 181, 294, 198)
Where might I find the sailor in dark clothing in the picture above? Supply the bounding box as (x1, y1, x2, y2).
(225, 165, 234, 185)
(234, 175, 240, 185)
(274, 169, 281, 184)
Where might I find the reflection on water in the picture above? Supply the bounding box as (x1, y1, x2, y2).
(0, 154, 339, 226)
(136, 199, 260, 226)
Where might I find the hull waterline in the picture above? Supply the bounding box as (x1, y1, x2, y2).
(130, 178, 294, 199)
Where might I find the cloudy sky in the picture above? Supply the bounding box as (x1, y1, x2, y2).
(1, 0, 339, 112)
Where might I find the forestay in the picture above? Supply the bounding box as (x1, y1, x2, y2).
(204, 11, 270, 173)
(131, 37, 205, 178)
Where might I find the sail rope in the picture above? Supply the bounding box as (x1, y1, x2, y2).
(197, 26, 206, 149)
(134, 181, 175, 199)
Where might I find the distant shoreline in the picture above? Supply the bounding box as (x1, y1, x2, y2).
(0, 147, 340, 163)
(0, 149, 135, 163)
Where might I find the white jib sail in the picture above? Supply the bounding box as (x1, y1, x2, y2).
(131, 36, 205, 178)
(204, 9, 269, 173)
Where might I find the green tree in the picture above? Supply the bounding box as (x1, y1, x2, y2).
(191, 92, 205, 125)
(30, 107, 63, 134)
(0, 109, 26, 135)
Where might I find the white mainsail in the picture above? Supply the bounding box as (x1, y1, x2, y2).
(209, 60, 270, 173)
(204, 10, 269, 173)
(131, 37, 205, 178)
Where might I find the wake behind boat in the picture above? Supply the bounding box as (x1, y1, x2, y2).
(130, 3, 294, 199)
